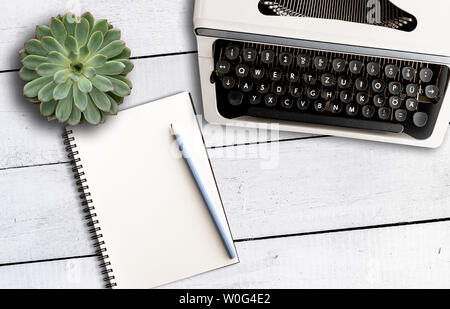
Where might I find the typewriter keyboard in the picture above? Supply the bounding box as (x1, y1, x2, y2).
(211, 40, 449, 140)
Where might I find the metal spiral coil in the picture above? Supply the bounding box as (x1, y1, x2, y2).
(62, 129, 117, 289)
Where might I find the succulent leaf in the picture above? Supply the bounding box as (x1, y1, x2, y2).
(55, 95, 73, 122)
(83, 95, 101, 125)
(25, 39, 48, 57)
(50, 18, 67, 45)
(38, 82, 57, 102)
(24, 76, 53, 97)
(23, 55, 48, 70)
(91, 75, 114, 92)
(96, 61, 125, 75)
(40, 100, 57, 116)
(53, 80, 72, 100)
(19, 67, 41, 81)
(90, 87, 111, 112)
(20, 12, 133, 125)
(41, 36, 68, 56)
(36, 25, 52, 40)
(73, 86, 88, 111)
(97, 40, 125, 59)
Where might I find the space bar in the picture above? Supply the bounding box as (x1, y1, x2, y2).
(247, 107, 404, 134)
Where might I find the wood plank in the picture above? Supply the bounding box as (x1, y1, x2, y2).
(2, 133, 450, 264)
(1, 221, 449, 289)
(0, 0, 197, 71)
(211, 134, 450, 239)
(0, 54, 305, 170)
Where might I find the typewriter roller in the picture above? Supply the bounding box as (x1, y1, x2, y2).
(258, 0, 417, 31)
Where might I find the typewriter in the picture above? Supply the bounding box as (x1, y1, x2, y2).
(193, 0, 450, 147)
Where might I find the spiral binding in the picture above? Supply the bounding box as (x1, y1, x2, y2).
(63, 129, 117, 289)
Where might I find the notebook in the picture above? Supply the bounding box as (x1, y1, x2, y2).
(63, 92, 239, 289)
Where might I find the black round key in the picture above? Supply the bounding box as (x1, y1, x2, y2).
(355, 77, 368, 91)
(367, 62, 380, 76)
(281, 97, 294, 109)
(297, 54, 311, 68)
(228, 90, 243, 106)
(249, 93, 261, 105)
(425, 85, 439, 99)
(256, 82, 269, 94)
(340, 90, 352, 103)
(261, 50, 275, 64)
(322, 89, 336, 100)
(385, 64, 398, 79)
(373, 94, 386, 107)
(225, 46, 240, 60)
(356, 92, 370, 105)
(297, 97, 311, 111)
(406, 98, 418, 112)
(314, 56, 328, 70)
(372, 79, 385, 93)
(349, 60, 363, 74)
(273, 84, 286, 96)
(314, 100, 326, 112)
(337, 76, 351, 89)
(264, 94, 277, 107)
(346, 103, 359, 116)
(378, 107, 391, 120)
(304, 72, 317, 84)
(251, 67, 265, 80)
(321, 73, 335, 87)
(279, 52, 293, 66)
(413, 112, 428, 128)
(222, 76, 235, 89)
(287, 71, 299, 82)
(239, 79, 253, 93)
(389, 96, 402, 109)
(420, 68, 433, 83)
(332, 58, 346, 72)
(362, 105, 375, 119)
(402, 67, 415, 81)
(235, 64, 249, 78)
(290, 85, 303, 98)
(330, 101, 343, 114)
(395, 109, 408, 122)
(307, 86, 320, 100)
(243, 48, 257, 62)
(388, 82, 402, 95)
(216, 60, 230, 74)
(406, 83, 419, 97)
(269, 68, 282, 81)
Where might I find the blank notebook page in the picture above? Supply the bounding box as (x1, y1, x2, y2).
(70, 92, 238, 288)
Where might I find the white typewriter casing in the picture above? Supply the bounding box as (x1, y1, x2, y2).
(193, 0, 450, 148)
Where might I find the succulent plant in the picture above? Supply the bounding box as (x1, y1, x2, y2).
(19, 12, 134, 125)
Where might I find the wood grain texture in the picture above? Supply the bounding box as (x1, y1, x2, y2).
(1, 222, 449, 289)
(0, 0, 197, 71)
(211, 134, 450, 239)
(2, 132, 450, 264)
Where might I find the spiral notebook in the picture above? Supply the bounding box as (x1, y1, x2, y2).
(63, 92, 239, 288)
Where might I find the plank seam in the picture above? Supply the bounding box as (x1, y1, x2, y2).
(235, 217, 450, 243)
(207, 135, 329, 149)
(2, 217, 450, 269)
(0, 161, 70, 172)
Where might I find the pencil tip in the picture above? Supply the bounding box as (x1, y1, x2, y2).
(170, 124, 175, 135)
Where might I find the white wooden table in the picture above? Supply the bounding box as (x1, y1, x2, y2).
(1, 0, 450, 289)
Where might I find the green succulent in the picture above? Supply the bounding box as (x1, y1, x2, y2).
(19, 12, 134, 125)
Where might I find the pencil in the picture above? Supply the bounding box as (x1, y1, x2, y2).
(171, 124, 237, 259)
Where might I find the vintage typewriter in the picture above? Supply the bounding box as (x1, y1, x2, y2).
(194, 0, 450, 147)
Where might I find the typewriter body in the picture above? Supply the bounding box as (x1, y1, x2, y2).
(193, 0, 450, 148)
